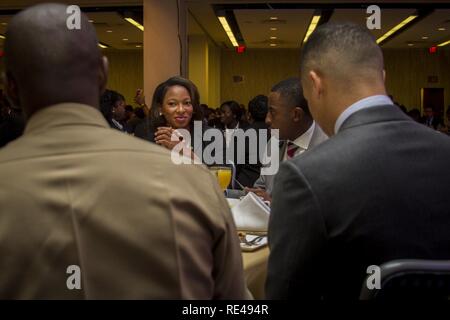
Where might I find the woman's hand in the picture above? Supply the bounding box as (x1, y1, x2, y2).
(154, 127, 182, 150)
(134, 89, 146, 106)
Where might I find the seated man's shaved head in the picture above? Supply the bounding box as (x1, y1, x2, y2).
(300, 22, 387, 136)
(4, 3, 108, 118)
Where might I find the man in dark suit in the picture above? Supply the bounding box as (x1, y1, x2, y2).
(246, 78, 328, 202)
(266, 22, 450, 299)
(421, 106, 441, 130)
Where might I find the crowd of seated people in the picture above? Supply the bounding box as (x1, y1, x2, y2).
(1, 3, 450, 301)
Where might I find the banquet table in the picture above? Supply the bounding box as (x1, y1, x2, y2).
(241, 246, 270, 300)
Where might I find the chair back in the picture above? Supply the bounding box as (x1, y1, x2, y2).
(360, 259, 450, 300)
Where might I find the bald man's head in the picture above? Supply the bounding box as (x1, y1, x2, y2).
(4, 3, 108, 118)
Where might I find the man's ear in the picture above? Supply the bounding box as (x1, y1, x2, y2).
(292, 107, 304, 123)
(309, 70, 323, 99)
(99, 56, 109, 95)
(3, 71, 20, 108)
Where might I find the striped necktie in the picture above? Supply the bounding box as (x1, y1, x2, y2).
(287, 142, 300, 159)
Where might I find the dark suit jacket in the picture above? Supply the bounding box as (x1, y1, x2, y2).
(267, 105, 450, 300)
(232, 121, 270, 188)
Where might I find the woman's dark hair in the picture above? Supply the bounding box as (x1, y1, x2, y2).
(248, 94, 268, 122)
(134, 107, 146, 119)
(150, 76, 202, 129)
(220, 100, 242, 120)
(100, 89, 125, 123)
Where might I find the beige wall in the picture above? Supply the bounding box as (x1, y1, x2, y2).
(220, 49, 301, 106)
(0, 50, 143, 106)
(384, 49, 450, 112)
(104, 50, 143, 106)
(207, 44, 221, 108)
(188, 35, 221, 108)
(188, 35, 209, 105)
(219, 48, 450, 112)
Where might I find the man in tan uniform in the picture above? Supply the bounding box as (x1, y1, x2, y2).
(0, 3, 247, 299)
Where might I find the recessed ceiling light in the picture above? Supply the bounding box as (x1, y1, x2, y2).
(422, 36, 429, 40)
(270, 27, 277, 31)
(270, 43, 277, 47)
(1, 22, 7, 26)
(218, 16, 239, 47)
(125, 17, 144, 31)
(376, 15, 418, 44)
(106, 30, 113, 33)
(438, 27, 446, 31)
(135, 45, 142, 48)
(408, 43, 414, 46)
(270, 36, 277, 40)
(437, 39, 450, 47)
(270, 17, 278, 20)
(88, 20, 94, 23)
(122, 38, 129, 41)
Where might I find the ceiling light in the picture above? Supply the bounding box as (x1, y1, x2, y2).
(437, 39, 450, 47)
(270, 27, 277, 31)
(122, 38, 129, 41)
(135, 45, 142, 48)
(270, 43, 277, 47)
(0, 34, 5, 40)
(98, 43, 108, 49)
(218, 16, 239, 47)
(438, 27, 446, 31)
(270, 17, 278, 20)
(125, 17, 144, 31)
(422, 36, 428, 40)
(303, 15, 321, 44)
(1, 22, 7, 26)
(106, 30, 113, 33)
(270, 36, 277, 40)
(407, 43, 414, 46)
(88, 20, 94, 23)
(376, 15, 418, 44)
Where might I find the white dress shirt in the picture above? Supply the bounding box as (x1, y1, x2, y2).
(225, 123, 239, 148)
(283, 121, 316, 161)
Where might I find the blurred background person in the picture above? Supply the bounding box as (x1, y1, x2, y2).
(100, 89, 126, 131)
(408, 108, 421, 123)
(0, 93, 25, 148)
(126, 107, 146, 135)
(421, 106, 441, 130)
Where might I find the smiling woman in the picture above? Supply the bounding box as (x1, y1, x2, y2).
(150, 76, 203, 133)
(133, 76, 225, 163)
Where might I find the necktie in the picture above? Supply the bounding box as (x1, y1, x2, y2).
(286, 142, 300, 159)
